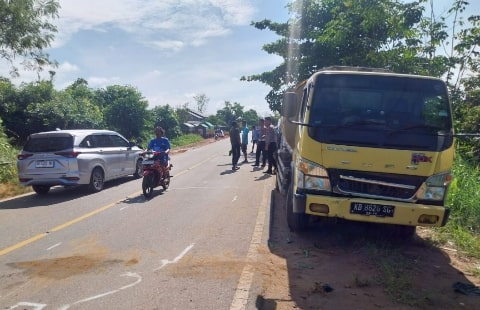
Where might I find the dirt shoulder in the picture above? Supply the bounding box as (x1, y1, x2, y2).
(254, 190, 480, 309)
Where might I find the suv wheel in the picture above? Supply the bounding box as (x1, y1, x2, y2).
(88, 167, 105, 192)
(133, 159, 143, 179)
(32, 185, 51, 195)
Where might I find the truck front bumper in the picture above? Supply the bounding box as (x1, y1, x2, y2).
(302, 194, 449, 227)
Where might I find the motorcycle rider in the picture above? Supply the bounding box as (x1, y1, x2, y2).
(147, 126, 171, 167)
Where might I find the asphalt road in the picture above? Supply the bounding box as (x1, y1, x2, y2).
(0, 138, 275, 310)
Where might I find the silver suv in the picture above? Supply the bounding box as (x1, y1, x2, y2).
(17, 129, 143, 195)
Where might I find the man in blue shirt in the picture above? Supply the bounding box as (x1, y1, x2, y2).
(147, 127, 170, 166)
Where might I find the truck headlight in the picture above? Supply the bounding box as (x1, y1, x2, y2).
(295, 157, 331, 191)
(416, 172, 452, 201)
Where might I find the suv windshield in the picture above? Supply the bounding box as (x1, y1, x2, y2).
(23, 136, 73, 152)
(307, 74, 453, 151)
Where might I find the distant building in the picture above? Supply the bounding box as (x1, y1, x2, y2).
(181, 109, 214, 138)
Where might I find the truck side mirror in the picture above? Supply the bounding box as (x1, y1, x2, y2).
(282, 92, 298, 118)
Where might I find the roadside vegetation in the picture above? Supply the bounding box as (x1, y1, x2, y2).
(438, 155, 480, 258)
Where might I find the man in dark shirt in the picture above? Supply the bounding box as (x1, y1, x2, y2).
(264, 117, 278, 174)
(229, 121, 241, 171)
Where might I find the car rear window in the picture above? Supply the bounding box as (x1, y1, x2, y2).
(23, 136, 74, 152)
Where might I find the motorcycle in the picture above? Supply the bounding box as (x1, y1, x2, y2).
(141, 150, 172, 199)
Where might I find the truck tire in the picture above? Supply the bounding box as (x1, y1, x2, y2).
(286, 184, 309, 232)
(275, 173, 280, 191)
(395, 225, 416, 239)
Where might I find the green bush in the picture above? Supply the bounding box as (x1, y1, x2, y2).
(0, 118, 19, 184)
(447, 156, 480, 233)
(440, 155, 480, 258)
(170, 134, 204, 148)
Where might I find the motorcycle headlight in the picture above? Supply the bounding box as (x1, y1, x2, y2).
(416, 172, 452, 201)
(295, 157, 331, 191)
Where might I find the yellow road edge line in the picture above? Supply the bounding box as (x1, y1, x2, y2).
(49, 200, 120, 232)
(0, 233, 48, 257)
(0, 199, 123, 257)
(0, 153, 220, 257)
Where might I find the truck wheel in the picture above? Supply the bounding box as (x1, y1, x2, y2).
(275, 173, 280, 191)
(395, 225, 416, 239)
(286, 184, 308, 232)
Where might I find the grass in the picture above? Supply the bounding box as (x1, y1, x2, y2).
(437, 155, 480, 258)
(170, 134, 205, 148)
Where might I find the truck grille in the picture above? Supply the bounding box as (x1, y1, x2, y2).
(328, 169, 425, 200)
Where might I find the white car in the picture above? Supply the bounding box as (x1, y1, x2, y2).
(17, 129, 143, 195)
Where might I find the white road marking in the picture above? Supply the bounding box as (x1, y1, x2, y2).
(229, 181, 269, 310)
(46, 243, 61, 251)
(58, 272, 142, 310)
(7, 302, 46, 309)
(154, 243, 195, 271)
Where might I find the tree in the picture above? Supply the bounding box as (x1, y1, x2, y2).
(193, 93, 209, 114)
(175, 102, 191, 125)
(95, 85, 149, 140)
(0, 0, 60, 77)
(3, 80, 55, 141)
(242, 109, 260, 128)
(151, 104, 181, 139)
(216, 101, 245, 126)
(242, 0, 450, 112)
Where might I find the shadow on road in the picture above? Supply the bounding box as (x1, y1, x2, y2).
(257, 190, 479, 310)
(0, 176, 138, 209)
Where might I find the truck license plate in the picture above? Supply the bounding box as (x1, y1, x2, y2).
(35, 160, 54, 168)
(350, 202, 395, 217)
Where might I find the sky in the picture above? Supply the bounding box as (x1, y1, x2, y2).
(1, 1, 479, 117)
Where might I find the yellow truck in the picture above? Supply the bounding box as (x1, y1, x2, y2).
(276, 66, 454, 235)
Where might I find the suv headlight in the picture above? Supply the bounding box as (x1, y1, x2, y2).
(416, 172, 453, 201)
(295, 157, 331, 191)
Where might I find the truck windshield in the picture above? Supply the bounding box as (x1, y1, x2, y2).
(308, 74, 453, 151)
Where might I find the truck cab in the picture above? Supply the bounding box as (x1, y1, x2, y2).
(277, 66, 454, 234)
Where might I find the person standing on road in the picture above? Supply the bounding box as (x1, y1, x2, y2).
(229, 121, 241, 171)
(264, 117, 277, 174)
(241, 120, 249, 163)
(251, 125, 258, 154)
(254, 118, 266, 167)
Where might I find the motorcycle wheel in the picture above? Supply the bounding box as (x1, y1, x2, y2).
(142, 174, 155, 199)
(162, 170, 170, 190)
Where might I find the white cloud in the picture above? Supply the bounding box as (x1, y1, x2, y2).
(88, 76, 121, 88)
(54, 0, 256, 52)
